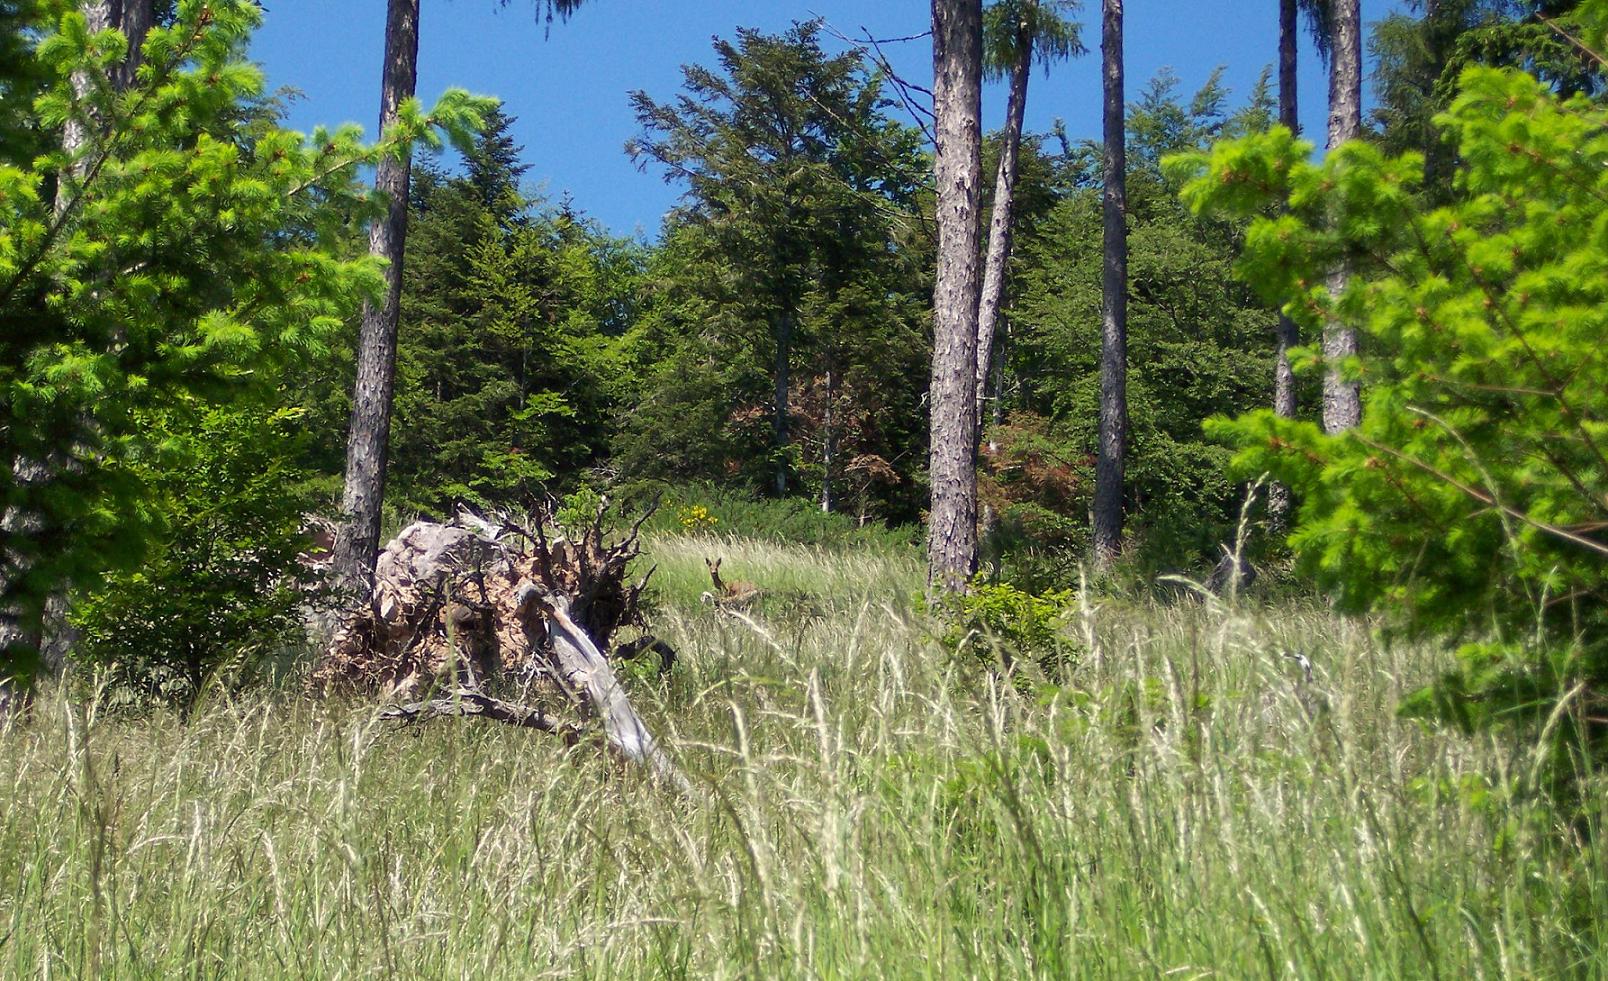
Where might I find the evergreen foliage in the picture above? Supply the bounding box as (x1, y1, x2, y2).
(1370, 1, 1604, 199)
(385, 114, 644, 512)
(1173, 24, 1608, 780)
(620, 21, 931, 519)
(4, 0, 1608, 954)
(0, 1, 49, 168)
(982, 0, 1084, 79)
(0, 0, 491, 689)
(997, 72, 1280, 584)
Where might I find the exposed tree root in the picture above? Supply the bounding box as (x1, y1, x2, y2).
(312, 495, 686, 787)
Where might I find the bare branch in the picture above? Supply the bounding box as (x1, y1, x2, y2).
(816, 20, 936, 145)
(381, 689, 581, 740)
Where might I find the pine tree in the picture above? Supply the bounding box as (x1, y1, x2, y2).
(462, 104, 528, 218)
(1370, 2, 1604, 203)
(333, 0, 420, 599)
(627, 21, 927, 504)
(1002, 72, 1278, 581)
(1269, 0, 1301, 527)
(387, 127, 642, 512)
(1175, 10, 1608, 779)
(336, 0, 588, 597)
(1321, 0, 1362, 433)
(928, 0, 985, 593)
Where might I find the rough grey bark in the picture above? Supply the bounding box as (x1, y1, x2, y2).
(57, 2, 113, 215)
(111, 0, 152, 91)
(821, 367, 834, 513)
(1092, 0, 1127, 565)
(334, 0, 421, 598)
(1322, 0, 1362, 434)
(1270, 0, 1301, 527)
(0, 466, 51, 718)
(772, 311, 792, 497)
(927, 0, 984, 593)
(974, 14, 1033, 419)
(57, 1, 151, 201)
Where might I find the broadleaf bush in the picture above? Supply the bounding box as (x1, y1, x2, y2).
(70, 405, 325, 708)
(937, 577, 1081, 680)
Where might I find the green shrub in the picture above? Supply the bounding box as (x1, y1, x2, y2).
(937, 577, 1081, 679)
(70, 405, 325, 708)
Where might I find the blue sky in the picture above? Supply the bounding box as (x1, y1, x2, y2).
(251, 1, 1408, 238)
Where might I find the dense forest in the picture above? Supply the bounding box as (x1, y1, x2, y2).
(2, 0, 1608, 974)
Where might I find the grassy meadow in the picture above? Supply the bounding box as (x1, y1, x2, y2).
(1, 533, 1604, 977)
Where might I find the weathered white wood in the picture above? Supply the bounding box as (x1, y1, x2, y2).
(519, 586, 687, 790)
(316, 506, 686, 789)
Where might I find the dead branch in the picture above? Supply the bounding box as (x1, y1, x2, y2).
(523, 586, 688, 791)
(381, 688, 581, 741)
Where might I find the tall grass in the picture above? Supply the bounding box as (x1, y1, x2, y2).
(1, 535, 1602, 977)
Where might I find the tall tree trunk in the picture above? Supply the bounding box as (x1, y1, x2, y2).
(56, 1, 151, 200)
(772, 310, 791, 497)
(334, 0, 421, 598)
(111, 0, 152, 91)
(1093, 0, 1127, 566)
(927, 0, 984, 594)
(974, 15, 1033, 419)
(1270, 0, 1301, 527)
(1322, 0, 1362, 434)
(821, 367, 834, 513)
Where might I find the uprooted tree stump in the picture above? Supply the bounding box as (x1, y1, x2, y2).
(310, 498, 685, 788)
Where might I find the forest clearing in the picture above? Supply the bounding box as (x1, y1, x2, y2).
(4, 533, 1600, 976)
(3, 0, 1608, 975)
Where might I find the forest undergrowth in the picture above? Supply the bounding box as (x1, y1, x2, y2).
(1, 535, 1603, 977)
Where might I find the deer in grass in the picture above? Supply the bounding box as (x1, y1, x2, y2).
(703, 556, 760, 607)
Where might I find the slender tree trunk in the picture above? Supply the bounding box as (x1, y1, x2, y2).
(978, 318, 1008, 545)
(821, 367, 834, 513)
(111, 0, 152, 91)
(1093, 0, 1127, 566)
(1270, 0, 1301, 527)
(974, 16, 1032, 419)
(1322, 0, 1362, 434)
(927, 0, 984, 594)
(334, 0, 421, 598)
(990, 325, 1006, 433)
(772, 310, 792, 497)
(56, 1, 114, 217)
(57, 1, 150, 196)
